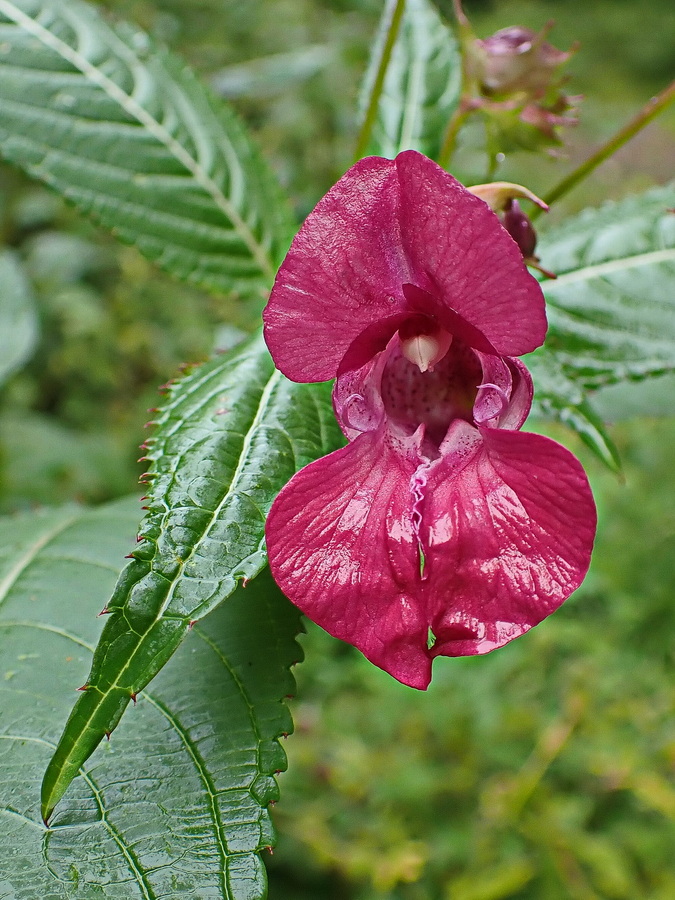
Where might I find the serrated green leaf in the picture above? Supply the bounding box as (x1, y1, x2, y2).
(0, 249, 38, 384)
(0, 0, 296, 297)
(527, 354, 622, 473)
(42, 330, 343, 820)
(526, 184, 675, 468)
(537, 183, 675, 389)
(0, 498, 302, 899)
(358, 0, 460, 159)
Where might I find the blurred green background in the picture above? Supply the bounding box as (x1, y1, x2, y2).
(1, 1, 673, 897)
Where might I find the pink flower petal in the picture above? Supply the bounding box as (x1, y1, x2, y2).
(264, 152, 547, 382)
(395, 151, 547, 357)
(265, 429, 434, 688)
(423, 423, 596, 657)
(264, 156, 409, 382)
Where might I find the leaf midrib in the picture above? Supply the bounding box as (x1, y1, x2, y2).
(0, 511, 79, 610)
(49, 369, 284, 807)
(12, 621, 231, 894)
(543, 247, 675, 288)
(154, 368, 283, 620)
(0, 0, 275, 281)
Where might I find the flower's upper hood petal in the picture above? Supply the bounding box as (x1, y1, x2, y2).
(265, 429, 433, 689)
(394, 151, 547, 357)
(264, 151, 547, 383)
(422, 424, 596, 658)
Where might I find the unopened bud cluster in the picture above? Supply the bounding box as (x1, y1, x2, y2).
(457, 4, 580, 153)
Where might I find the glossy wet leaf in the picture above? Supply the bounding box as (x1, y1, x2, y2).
(0, 0, 295, 297)
(536, 183, 675, 387)
(0, 249, 38, 385)
(528, 183, 675, 466)
(0, 497, 302, 899)
(42, 330, 342, 820)
(358, 0, 460, 160)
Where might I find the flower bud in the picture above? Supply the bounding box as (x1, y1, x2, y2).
(476, 23, 573, 98)
(467, 181, 554, 276)
(502, 200, 537, 259)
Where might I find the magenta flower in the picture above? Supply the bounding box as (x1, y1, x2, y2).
(263, 151, 596, 690)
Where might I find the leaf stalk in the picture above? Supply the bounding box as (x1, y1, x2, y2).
(354, 0, 407, 161)
(535, 79, 675, 218)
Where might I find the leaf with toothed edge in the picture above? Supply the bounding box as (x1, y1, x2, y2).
(357, 0, 461, 160)
(0, 498, 304, 899)
(0, 0, 295, 297)
(527, 183, 675, 469)
(41, 330, 343, 823)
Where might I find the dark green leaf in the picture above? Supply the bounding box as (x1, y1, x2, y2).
(528, 355, 622, 474)
(537, 183, 675, 389)
(0, 498, 302, 899)
(0, 0, 296, 297)
(42, 330, 343, 820)
(0, 249, 38, 384)
(358, 0, 460, 159)
(527, 184, 675, 468)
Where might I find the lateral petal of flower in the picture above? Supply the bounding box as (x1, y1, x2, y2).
(264, 156, 407, 382)
(265, 430, 433, 689)
(423, 425, 596, 658)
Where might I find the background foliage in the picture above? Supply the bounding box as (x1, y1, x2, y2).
(0, 0, 673, 897)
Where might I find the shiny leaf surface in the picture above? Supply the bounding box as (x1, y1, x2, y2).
(0, 0, 295, 297)
(528, 184, 675, 465)
(0, 497, 302, 899)
(42, 331, 342, 820)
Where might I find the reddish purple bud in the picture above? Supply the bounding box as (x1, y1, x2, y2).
(502, 200, 538, 258)
(477, 23, 573, 97)
(263, 151, 595, 689)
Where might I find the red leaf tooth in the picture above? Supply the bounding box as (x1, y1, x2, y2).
(76, 684, 89, 692)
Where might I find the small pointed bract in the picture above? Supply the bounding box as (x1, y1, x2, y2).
(263, 151, 596, 689)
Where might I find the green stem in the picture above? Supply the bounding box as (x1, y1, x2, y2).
(354, 0, 407, 161)
(533, 79, 675, 219)
(437, 104, 471, 169)
(437, 0, 476, 169)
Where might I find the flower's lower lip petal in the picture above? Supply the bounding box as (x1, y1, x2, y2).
(265, 430, 433, 689)
(424, 428, 596, 657)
